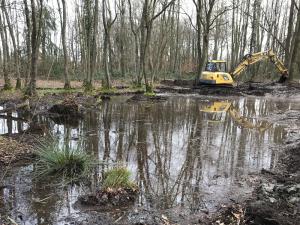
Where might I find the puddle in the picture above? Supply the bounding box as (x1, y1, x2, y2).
(0, 96, 295, 224)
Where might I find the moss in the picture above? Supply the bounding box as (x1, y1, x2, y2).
(144, 91, 156, 97)
(99, 87, 117, 95)
(15, 78, 22, 90)
(3, 81, 13, 91)
(37, 88, 82, 96)
(83, 80, 94, 92)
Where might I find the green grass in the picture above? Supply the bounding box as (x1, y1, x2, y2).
(102, 167, 136, 190)
(37, 88, 82, 96)
(36, 143, 94, 182)
(144, 91, 156, 97)
(98, 87, 117, 95)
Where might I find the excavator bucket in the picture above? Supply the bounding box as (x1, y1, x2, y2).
(278, 73, 288, 83)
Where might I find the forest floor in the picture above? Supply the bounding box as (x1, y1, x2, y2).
(0, 79, 300, 224)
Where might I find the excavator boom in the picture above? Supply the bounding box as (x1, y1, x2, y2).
(231, 50, 288, 82)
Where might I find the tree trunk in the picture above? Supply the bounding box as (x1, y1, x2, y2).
(289, 8, 300, 81)
(60, 0, 71, 89)
(0, 11, 11, 90)
(89, 0, 99, 88)
(2, 0, 21, 89)
(285, 0, 295, 64)
(26, 0, 40, 96)
(119, 0, 126, 77)
(23, 0, 31, 86)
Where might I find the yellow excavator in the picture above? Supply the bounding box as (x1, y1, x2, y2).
(199, 50, 288, 86)
(200, 101, 272, 132)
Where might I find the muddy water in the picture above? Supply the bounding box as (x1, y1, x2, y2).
(0, 96, 293, 224)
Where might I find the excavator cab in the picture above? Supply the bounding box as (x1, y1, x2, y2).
(205, 61, 227, 72)
(200, 60, 234, 85)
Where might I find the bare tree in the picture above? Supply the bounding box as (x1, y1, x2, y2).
(102, 0, 117, 89)
(1, 0, 21, 89)
(25, 0, 44, 96)
(0, 9, 11, 90)
(289, 6, 300, 81)
(57, 0, 71, 89)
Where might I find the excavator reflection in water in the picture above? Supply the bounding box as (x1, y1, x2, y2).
(201, 101, 272, 132)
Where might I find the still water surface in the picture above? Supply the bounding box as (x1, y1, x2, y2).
(0, 96, 291, 224)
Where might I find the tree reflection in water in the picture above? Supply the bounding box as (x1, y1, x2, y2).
(0, 96, 288, 224)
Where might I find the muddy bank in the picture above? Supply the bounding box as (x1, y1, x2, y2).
(244, 132, 300, 225)
(0, 137, 33, 165)
(210, 109, 300, 225)
(158, 80, 300, 98)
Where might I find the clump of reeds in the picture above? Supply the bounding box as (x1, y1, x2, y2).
(36, 142, 94, 182)
(102, 167, 136, 190)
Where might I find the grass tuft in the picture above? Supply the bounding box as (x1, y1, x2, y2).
(99, 87, 117, 95)
(102, 167, 136, 190)
(144, 91, 156, 97)
(36, 143, 94, 182)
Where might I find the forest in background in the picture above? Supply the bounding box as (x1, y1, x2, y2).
(0, 0, 300, 95)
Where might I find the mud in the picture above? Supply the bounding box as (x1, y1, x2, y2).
(48, 97, 83, 117)
(0, 137, 33, 165)
(157, 80, 300, 98)
(127, 94, 168, 102)
(78, 188, 138, 209)
(244, 132, 300, 225)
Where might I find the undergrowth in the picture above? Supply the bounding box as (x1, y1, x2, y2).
(144, 91, 156, 97)
(102, 167, 136, 190)
(99, 87, 117, 95)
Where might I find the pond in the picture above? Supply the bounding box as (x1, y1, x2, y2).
(0, 95, 292, 224)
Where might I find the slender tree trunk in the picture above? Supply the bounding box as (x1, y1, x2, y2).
(0, 11, 11, 90)
(285, 0, 295, 64)
(119, 0, 126, 77)
(289, 8, 300, 81)
(24, 0, 31, 86)
(102, 0, 114, 89)
(26, 0, 41, 96)
(59, 0, 71, 89)
(1, 0, 21, 89)
(89, 0, 99, 88)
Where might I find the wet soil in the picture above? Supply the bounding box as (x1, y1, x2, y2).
(158, 80, 300, 99)
(127, 94, 168, 102)
(243, 133, 300, 225)
(209, 106, 300, 225)
(0, 136, 34, 165)
(78, 188, 138, 209)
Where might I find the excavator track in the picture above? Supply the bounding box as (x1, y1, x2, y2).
(194, 83, 235, 89)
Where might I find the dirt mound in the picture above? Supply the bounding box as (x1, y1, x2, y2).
(48, 98, 82, 117)
(78, 188, 138, 209)
(245, 143, 300, 225)
(127, 94, 167, 102)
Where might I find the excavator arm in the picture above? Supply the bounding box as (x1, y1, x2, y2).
(231, 50, 288, 83)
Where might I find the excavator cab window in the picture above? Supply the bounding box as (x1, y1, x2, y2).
(205, 62, 227, 72)
(206, 62, 218, 72)
(217, 63, 227, 72)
